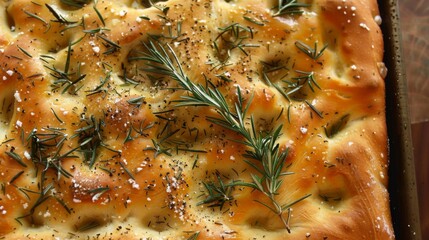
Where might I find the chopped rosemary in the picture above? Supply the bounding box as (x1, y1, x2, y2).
(17, 46, 33, 58)
(99, 167, 113, 176)
(192, 155, 198, 169)
(138, 41, 311, 231)
(119, 161, 135, 180)
(15, 173, 59, 225)
(6, 151, 27, 167)
(60, 0, 90, 8)
(77, 220, 100, 232)
(295, 41, 328, 60)
(71, 115, 107, 168)
(139, 16, 150, 21)
(54, 196, 72, 214)
(88, 186, 110, 194)
(324, 114, 350, 138)
(9, 170, 24, 184)
(215, 72, 233, 83)
(273, 0, 309, 16)
(97, 34, 121, 55)
(45, 4, 77, 24)
(24, 10, 49, 26)
(144, 138, 173, 158)
(31, 1, 42, 6)
(85, 71, 111, 96)
(124, 127, 134, 143)
(127, 96, 145, 107)
(51, 108, 64, 124)
(305, 100, 323, 118)
(93, 0, 105, 26)
(119, 67, 140, 85)
(186, 231, 200, 240)
(243, 15, 265, 26)
(151, 0, 169, 15)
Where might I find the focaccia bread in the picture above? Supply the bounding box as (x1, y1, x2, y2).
(0, 0, 393, 239)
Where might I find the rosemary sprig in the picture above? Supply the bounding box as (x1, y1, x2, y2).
(144, 126, 178, 158)
(295, 41, 328, 60)
(46, 42, 87, 94)
(273, 0, 309, 16)
(71, 115, 108, 168)
(264, 68, 324, 119)
(85, 71, 111, 96)
(15, 174, 55, 225)
(28, 127, 74, 178)
(139, 41, 310, 232)
(197, 174, 234, 210)
(278, 70, 320, 99)
(124, 120, 154, 143)
(261, 60, 289, 87)
(213, 23, 259, 63)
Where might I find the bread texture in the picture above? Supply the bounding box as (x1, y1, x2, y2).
(0, 0, 393, 239)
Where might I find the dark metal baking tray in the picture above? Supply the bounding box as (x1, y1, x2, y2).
(379, 0, 422, 239)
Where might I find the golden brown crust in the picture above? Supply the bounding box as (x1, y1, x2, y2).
(0, 0, 393, 239)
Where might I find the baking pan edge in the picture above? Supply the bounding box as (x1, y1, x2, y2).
(379, 0, 422, 239)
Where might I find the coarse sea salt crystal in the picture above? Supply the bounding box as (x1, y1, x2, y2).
(14, 91, 22, 102)
(24, 151, 31, 160)
(92, 46, 100, 53)
(359, 23, 370, 31)
(16, 120, 23, 127)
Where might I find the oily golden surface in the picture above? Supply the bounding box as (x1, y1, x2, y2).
(0, 0, 393, 239)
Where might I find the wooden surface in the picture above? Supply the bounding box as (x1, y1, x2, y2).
(412, 123, 429, 239)
(398, 0, 428, 238)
